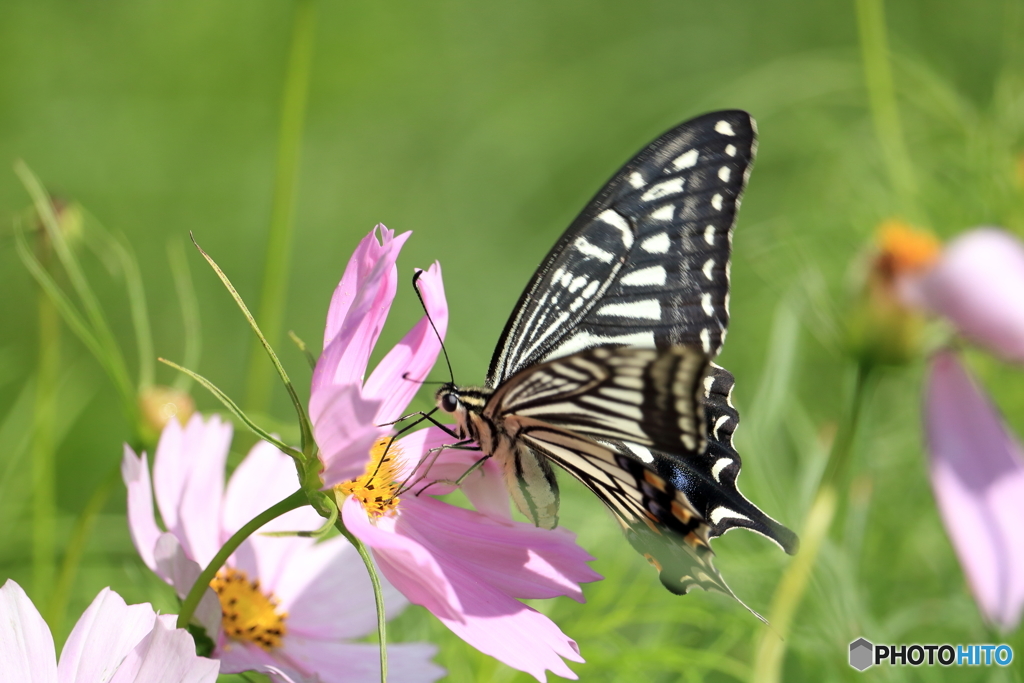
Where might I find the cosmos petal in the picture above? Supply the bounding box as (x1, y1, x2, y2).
(0, 580, 57, 683)
(911, 228, 1024, 362)
(313, 227, 411, 393)
(122, 446, 160, 572)
(107, 616, 219, 683)
(925, 351, 1024, 632)
(364, 262, 449, 423)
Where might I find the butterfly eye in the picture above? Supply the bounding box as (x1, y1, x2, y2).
(440, 392, 459, 413)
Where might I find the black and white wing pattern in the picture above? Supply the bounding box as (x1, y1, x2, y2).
(436, 110, 795, 607)
(484, 347, 797, 600)
(488, 110, 755, 387)
(492, 345, 711, 457)
(598, 364, 799, 596)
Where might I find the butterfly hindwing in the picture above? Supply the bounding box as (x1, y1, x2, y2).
(505, 385, 742, 599)
(488, 111, 756, 386)
(490, 345, 747, 597)
(688, 364, 799, 550)
(605, 364, 799, 553)
(492, 346, 710, 457)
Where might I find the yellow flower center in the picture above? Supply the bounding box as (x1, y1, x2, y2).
(210, 567, 287, 651)
(336, 438, 403, 518)
(876, 220, 941, 275)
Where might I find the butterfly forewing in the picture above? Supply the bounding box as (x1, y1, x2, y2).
(488, 111, 756, 387)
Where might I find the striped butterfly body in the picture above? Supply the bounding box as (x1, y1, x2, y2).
(435, 110, 797, 604)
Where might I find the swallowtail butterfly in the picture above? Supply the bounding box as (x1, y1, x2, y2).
(434, 111, 798, 605)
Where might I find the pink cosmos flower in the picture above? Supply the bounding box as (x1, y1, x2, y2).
(900, 228, 1024, 362)
(0, 579, 218, 683)
(884, 225, 1024, 631)
(122, 413, 443, 683)
(925, 352, 1024, 632)
(312, 225, 602, 681)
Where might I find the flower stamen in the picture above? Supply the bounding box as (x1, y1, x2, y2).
(210, 567, 287, 651)
(336, 438, 403, 518)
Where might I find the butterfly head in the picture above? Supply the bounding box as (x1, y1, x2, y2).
(436, 384, 461, 413)
(435, 383, 491, 441)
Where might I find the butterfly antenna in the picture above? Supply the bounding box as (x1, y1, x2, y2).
(401, 372, 447, 386)
(411, 269, 455, 384)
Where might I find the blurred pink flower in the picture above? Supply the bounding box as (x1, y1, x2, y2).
(925, 351, 1024, 632)
(899, 227, 1024, 361)
(0, 579, 218, 683)
(887, 226, 1024, 630)
(122, 414, 443, 683)
(312, 226, 601, 680)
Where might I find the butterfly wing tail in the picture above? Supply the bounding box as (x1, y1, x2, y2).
(623, 522, 768, 623)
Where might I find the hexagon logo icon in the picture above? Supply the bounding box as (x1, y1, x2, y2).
(849, 638, 874, 671)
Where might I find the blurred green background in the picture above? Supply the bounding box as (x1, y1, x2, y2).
(2, 0, 1023, 680)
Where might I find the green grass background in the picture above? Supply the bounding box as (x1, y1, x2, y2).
(2, 0, 1023, 680)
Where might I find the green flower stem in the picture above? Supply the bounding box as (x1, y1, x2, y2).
(334, 515, 388, 683)
(751, 486, 837, 683)
(855, 0, 918, 217)
(177, 490, 307, 630)
(820, 362, 870, 494)
(244, 0, 317, 415)
(47, 463, 121, 640)
(750, 361, 873, 683)
(31, 240, 60, 607)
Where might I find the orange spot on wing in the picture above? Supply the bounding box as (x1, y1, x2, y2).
(643, 470, 668, 493)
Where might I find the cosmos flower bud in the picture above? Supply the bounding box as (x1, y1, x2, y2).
(138, 386, 195, 447)
(845, 220, 940, 366)
(33, 196, 84, 251)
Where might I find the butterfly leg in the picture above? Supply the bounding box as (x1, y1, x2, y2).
(412, 447, 492, 497)
(390, 439, 480, 498)
(370, 410, 464, 486)
(378, 408, 462, 440)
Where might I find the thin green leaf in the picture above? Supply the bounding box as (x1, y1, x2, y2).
(168, 238, 202, 392)
(260, 499, 337, 539)
(14, 222, 108, 377)
(96, 221, 155, 389)
(72, 211, 159, 390)
(13, 161, 137, 417)
(189, 233, 314, 452)
(158, 357, 302, 460)
(288, 330, 317, 371)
